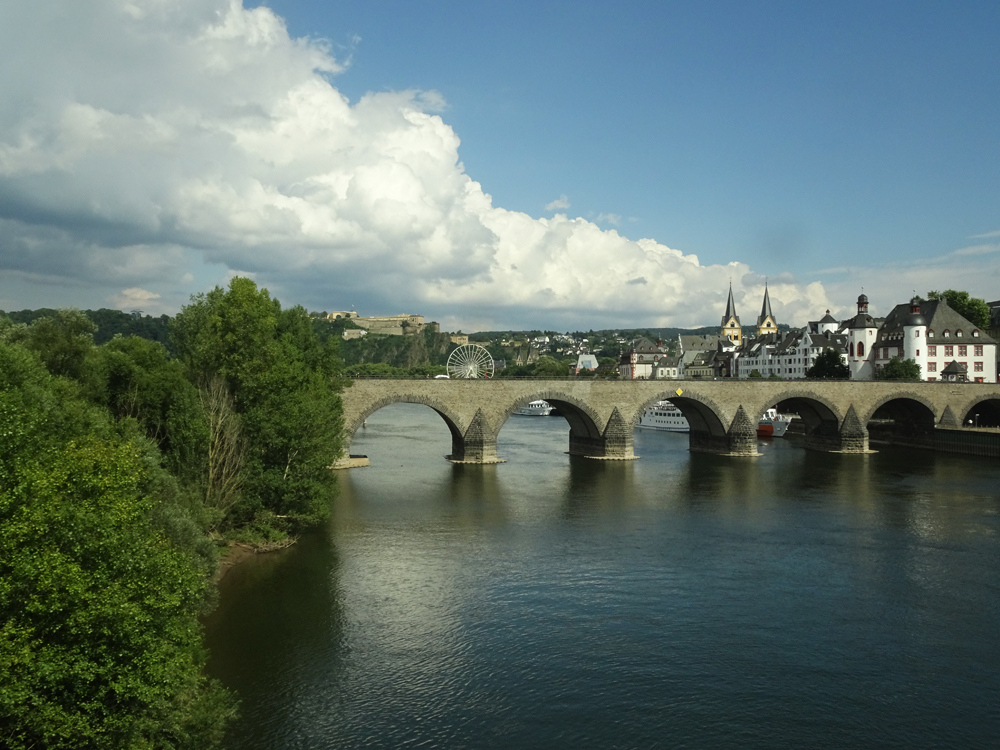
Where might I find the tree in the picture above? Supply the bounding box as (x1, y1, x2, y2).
(171, 278, 345, 536)
(806, 349, 849, 379)
(2, 309, 96, 380)
(927, 290, 990, 330)
(748, 369, 762, 379)
(532, 356, 569, 377)
(876, 356, 921, 380)
(0, 341, 234, 749)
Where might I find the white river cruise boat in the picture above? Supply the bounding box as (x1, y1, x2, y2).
(757, 408, 792, 437)
(637, 401, 690, 432)
(514, 400, 555, 416)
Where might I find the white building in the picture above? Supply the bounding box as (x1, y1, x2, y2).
(869, 297, 997, 382)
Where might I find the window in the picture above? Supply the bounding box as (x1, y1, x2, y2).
(928, 377, 937, 381)
(944, 330, 950, 337)
(857, 342, 865, 357)
(850, 342, 855, 357)
(928, 362, 937, 372)
(928, 330, 934, 336)
(928, 345, 937, 356)
(958, 345, 967, 356)
(975, 362, 984, 372)
(915, 330, 920, 337)
(973, 330, 980, 337)
(916, 350, 920, 357)
(945, 345, 954, 356)
(975, 345, 983, 356)
(957, 330, 963, 337)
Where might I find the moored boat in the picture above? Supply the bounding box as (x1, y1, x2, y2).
(514, 400, 554, 416)
(637, 401, 689, 432)
(757, 408, 791, 437)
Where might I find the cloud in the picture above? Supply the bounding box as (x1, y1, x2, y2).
(971, 229, 1000, 240)
(108, 286, 162, 311)
(0, 0, 838, 330)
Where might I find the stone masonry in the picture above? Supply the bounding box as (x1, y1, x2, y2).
(341, 379, 1000, 463)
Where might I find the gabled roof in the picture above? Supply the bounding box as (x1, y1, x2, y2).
(877, 299, 995, 345)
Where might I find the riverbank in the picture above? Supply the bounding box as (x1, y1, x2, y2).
(215, 538, 297, 582)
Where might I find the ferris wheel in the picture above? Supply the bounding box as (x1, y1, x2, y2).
(447, 344, 495, 379)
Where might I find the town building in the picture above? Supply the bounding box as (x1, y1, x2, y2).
(721, 283, 742, 345)
(618, 337, 668, 379)
(869, 297, 997, 383)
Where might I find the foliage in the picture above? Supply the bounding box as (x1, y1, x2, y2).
(876, 356, 922, 381)
(927, 290, 991, 330)
(0, 341, 234, 749)
(171, 278, 345, 535)
(1, 308, 172, 349)
(747, 369, 762, 379)
(532, 356, 570, 377)
(805, 349, 849, 379)
(1, 309, 97, 380)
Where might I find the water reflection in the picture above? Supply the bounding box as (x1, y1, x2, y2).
(205, 404, 1000, 750)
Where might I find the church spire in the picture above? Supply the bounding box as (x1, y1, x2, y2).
(722, 282, 738, 326)
(720, 282, 742, 345)
(756, 283, 777, 336)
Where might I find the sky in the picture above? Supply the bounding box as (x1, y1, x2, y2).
(1, 0, 998, 332)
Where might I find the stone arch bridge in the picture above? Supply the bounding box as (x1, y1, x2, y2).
(341, 379, 1000, 462)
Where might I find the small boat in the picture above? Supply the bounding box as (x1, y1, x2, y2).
(757, 408, 791, 437)
(637, 401, 689, 432)
(514, 400, 554, 416)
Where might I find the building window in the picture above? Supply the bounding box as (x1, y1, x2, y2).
(916, 350, 920, 356)
(915, 330, 920, 337)
(928, 330, 934, 337)
(850, 342, 855, 357)
(957, 330, 963, 337)
(943, 330, 950, 337)
(928, 345, 937, 356)
(975, 362, 984, 372)
(928, 362, 937, 372)
(945, 345, 954, 356)
(973, 330, 980, 337)
(958, 345, 967, 356)
(975, 345, 983, 356)
(857, 342, 865, 357)
(928, 377, 937, 381)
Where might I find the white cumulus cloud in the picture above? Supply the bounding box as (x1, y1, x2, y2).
(545, 195, 571, 211)
(0, 0, 839, 329)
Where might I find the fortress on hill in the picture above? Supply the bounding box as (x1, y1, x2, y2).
(326, 311, 440, 338)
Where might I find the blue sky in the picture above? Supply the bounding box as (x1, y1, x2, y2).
(0, 0, 997, 331)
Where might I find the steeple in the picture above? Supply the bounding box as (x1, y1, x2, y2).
(755, 283, 777, 336)
(758, 284, 773, 326)
(720, 282, 742, 345)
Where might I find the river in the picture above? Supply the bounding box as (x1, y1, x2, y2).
(204, 403, 1000, 749)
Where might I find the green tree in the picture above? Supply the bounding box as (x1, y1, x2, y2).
(876, 356, 922, 380)
(747, 369, 763, 379)
(927, 290, 991, 330)
(532, 356, 569, 377)
(2, 309, 96, 380)
(0, 341, 234, 749)
(805, 349, 849, 379)
(171, 278, 345, 536)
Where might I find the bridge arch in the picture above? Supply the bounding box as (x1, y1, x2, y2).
(748, 388, 844, 431)
(634, 391, 729, 437)
(499, 390, 604, 441)
(860, 391, 938, 427)
(956, 390, 1000, 428)
(345, 393, 467, 446)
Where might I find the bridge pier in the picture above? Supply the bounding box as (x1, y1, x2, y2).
(689, 406, 758, 456)
(568, 408, 636, 460)
(447, 409, 503, 464)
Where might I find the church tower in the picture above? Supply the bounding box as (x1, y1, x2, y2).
(721, 283, 742, 345)
(756, 283, 778, 337)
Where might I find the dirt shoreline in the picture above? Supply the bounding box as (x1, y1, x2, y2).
(215, 538, 297, 582)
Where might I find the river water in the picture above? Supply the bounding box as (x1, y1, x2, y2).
(204, 403, 1000, 749)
